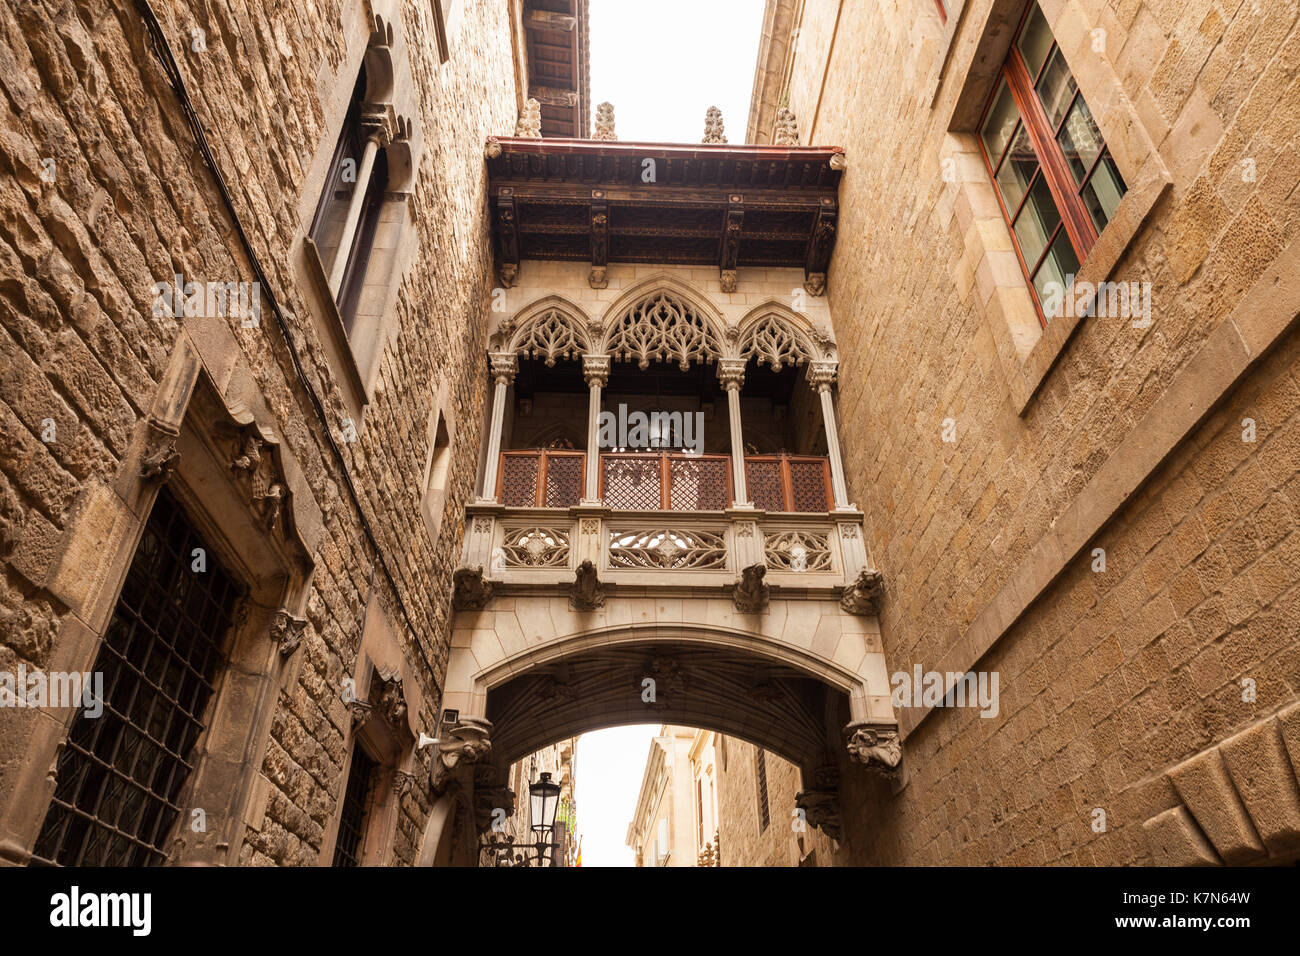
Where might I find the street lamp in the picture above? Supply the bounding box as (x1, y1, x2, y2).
(529, 772, 561, 865)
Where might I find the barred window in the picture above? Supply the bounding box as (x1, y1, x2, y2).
(332, 745, 378, 867)
(31, 488, 242, 866)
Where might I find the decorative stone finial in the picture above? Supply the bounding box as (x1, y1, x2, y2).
(774, 107, 799, 146)
(702, 106, 727, 144)
(593, 102, 617, 141)
(516, 98, 542, 138)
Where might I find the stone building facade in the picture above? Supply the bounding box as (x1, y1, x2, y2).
(626, 726, 721, 867)
(1, 0, 1297, 870)
(0, 0, 526, 866)
(743, 0, 1300, 865)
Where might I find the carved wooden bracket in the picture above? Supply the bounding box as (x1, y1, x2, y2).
(804, 197, 837, 295)
(589, 190, 608, 289)
(495, 188, 520, 287)
(720, 195, 743, 292)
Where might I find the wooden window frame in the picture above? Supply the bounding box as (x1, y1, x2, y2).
(976, 2, 1125, 327)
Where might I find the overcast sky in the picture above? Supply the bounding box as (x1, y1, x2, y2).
(588, 0, 766, 144)
(571, 0, 765, 867)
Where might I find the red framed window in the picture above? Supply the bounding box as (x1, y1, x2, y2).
(977, 2, 1127, 325)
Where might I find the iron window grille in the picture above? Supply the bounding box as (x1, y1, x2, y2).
(30, 488, 243, 866)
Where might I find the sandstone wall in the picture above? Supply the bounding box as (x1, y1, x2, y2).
(771, 0, 1300, 865)
(0, 0, 516, 865)
(716, 735, 834, 866)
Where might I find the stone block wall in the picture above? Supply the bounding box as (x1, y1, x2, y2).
(0, 0, 516, 865)
(763, 0, 1300, 865)
(716, 735, 834, 866)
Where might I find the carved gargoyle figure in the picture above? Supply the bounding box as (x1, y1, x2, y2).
(431, 715, 494, 794)
(231, 429, 263, 475)
(269, 610, 307, 658)
(139, 442, 180, 483)
(452, 565, 493, 610)
(374, 674, 407, 729)
(732, 563, 769, 612)
(569, 559, 605, 611)
(253, 481, 286, 531)
(794, 788, 842, 842)
(840, 567, 885, 616)
(844, 721, 903, 776)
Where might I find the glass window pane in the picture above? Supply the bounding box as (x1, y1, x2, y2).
(995, 124, 1038, 213)
(1013, 175, 1063, 268)
(1081, 151, 1127, 232)
(1035, 48, 1078, 128)
(1057, 96, 1103, 184)
(1017, 3, 1054, 79)
(981, 81, 1020, 165)
(1032, 229, 1082, 316)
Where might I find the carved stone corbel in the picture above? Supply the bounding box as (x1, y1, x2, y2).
(795, 788, 841, 842)
(139, 427, 181, 483)
(732, 563, 769, 612)
(452, 565, 494, 610)
(269, 609, 307, 658)
(844, 721, 902, 777)
(431, 715, 494, 795)
(569, 559, 605, 610)
(840, 568, 884, 615)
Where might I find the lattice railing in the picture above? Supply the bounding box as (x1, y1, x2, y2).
(600, 453, 732, 511)
(744, 455, 832, 513)
(497, 450, 585, 507)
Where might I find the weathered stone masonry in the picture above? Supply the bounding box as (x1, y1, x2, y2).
(753, 0, 1300, 865)
(0, 0, 515, 865)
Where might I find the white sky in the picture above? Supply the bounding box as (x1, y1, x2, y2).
(568, 1, 765, 868)
(588, 0, 767, 144)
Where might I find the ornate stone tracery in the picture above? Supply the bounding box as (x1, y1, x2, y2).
(739, 312, 820, 369)
(608, 528, 728, 570)
(500, 526, 570, 568)
(603, 291, 723, 371)
(510, 307, 589, 366)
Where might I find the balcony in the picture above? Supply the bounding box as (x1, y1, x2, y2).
(495, 449, 831, 513)
(462, 450, 862, 596)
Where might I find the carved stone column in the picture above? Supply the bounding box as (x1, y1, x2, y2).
(718, 358, 749, 507)
(480, 352, 517, 501)
(327, 112, 392, 296)
(581, 354, 610, 504)
(808, 360, 851, 510)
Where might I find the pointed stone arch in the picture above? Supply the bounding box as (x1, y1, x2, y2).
(736, 301, 833, 369)
(598, 275, 726, 371)
(500, 295, 593, 366)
